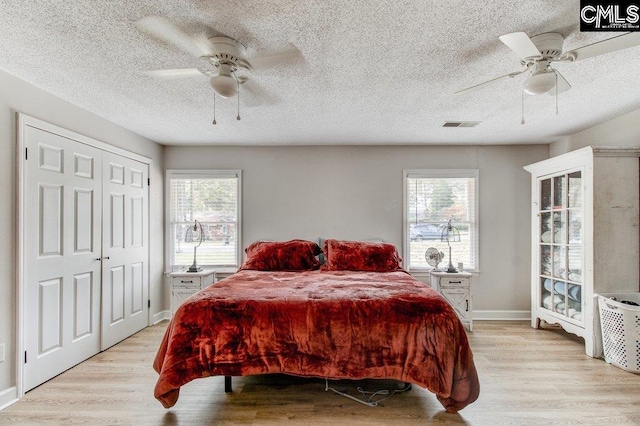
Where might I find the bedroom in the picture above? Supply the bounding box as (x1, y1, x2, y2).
(1, 0, 640, 424)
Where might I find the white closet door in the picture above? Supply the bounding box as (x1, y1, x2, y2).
(23, 127, 102, 391)
(101, 152, 149, 350)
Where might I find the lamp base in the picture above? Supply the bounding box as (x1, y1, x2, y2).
(188, 246, 202, 272)
(188, 258, 203, 272)
(446, 246, 457, 273)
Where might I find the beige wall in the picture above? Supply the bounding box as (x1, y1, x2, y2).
(165, 144, 548, 317)
(0, 70, 164, 399)
(550, 108, 640, 156)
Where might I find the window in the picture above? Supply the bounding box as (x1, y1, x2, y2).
(403, 170, 478, 271)
(166, 170, 241, 270)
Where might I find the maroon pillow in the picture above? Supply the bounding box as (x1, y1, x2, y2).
(239, 239, 322, 271)
(323, 239, 403, 272)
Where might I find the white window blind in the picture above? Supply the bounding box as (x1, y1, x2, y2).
(404, 170, 478, 271)
(167, 170, 241, 269)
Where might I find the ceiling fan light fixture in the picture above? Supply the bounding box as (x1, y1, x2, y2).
(523, 70, 556, 95)
(210, 75, 237, 98)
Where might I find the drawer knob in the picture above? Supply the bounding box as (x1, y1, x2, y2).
(181, 280, 194, 283)
(450, 280, 462, 284)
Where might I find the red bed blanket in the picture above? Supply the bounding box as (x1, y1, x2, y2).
(153, 270, 480, 412)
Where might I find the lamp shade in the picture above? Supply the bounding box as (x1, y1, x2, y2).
(210, 75, 237, 98)
(441, 220, 461, 243)
(523, 71, 556, 95)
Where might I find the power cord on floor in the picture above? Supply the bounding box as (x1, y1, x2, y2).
(324, 379, 412, 407)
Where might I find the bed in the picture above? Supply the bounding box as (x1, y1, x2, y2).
(154, 239, 480, 413)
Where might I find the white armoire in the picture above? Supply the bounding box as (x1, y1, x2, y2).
(524, 146, 640, 358)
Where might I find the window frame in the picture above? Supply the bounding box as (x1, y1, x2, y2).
(165, 169, 242, 272)
(402, 169, 479, 273)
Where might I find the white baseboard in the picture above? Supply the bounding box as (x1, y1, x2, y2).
(0, 386, 18, 411)
(152, 310, 171, 325)
(474, 310, 530, 321)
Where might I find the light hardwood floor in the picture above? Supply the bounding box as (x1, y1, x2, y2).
(1, 321, 639, 425)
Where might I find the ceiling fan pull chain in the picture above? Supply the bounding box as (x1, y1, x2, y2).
(521, 90, 525, 125)
(236, 80, 241, 121)
(212, 93, 217, 125)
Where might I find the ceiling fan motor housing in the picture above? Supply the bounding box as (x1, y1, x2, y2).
(523, 32, 564, 63)
(203, 36, 250, 69)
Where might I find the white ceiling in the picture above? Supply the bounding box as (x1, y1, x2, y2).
(1, 1, 639, 146)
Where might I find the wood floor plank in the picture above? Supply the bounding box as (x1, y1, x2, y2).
(1, 320, 639, 425)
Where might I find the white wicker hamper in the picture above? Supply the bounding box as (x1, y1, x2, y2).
(596, 293, 640, 373)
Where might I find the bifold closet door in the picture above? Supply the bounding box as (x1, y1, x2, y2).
(101, 152, 149, 350)
(23, 126, 102, 392)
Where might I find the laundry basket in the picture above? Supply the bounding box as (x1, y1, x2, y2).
(596, 293, 640, 373)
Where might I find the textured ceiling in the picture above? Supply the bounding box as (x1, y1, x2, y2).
(1, 1, 639, 146)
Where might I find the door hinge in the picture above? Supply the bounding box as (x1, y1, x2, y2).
(148, 299, 151, 309)
(24, 351, 27, 364)
(147, 178, 150, 186)
(25, 147, 28, 160)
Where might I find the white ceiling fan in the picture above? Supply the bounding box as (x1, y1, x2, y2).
(456, 31, 640, 96)
(136, 16, 303, 116)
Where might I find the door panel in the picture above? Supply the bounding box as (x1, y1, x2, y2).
(110, 194, 125, 249)
(38, 278, 62, 353)
(131, 197, 144, 247)
(24, 126, 102, 392)
(74, 189, 94, 252)
(101, 152, 149, 350)
(110, 265, 125, 324)
(73, 272, 93, 339)
(131, 262, 144, 314)
(39, 184, 63, 256)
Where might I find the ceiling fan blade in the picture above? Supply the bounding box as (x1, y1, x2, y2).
(455, 69, 528, 95)
(240, 79, 279, 107)
(192, 33, 217, 57)
(248, 45, 304, 70)
(499, 32, 541, 59)
(568, 32, 640, 61)
(143, 68, 205, 79)
(136, 16, 207, 57)
(548, 69, 571, 95)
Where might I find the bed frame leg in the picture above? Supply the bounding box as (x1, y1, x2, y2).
(224, 376, 232, 393)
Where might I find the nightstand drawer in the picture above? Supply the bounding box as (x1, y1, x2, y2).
(171, 277, 203, 288)
(439, 277, 470, 287)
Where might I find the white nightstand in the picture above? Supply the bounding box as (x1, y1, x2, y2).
(429, 271, 473, 331)
(166, 270, 216, 316)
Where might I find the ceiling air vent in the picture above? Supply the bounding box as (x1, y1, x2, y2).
(442, 121, 480, 128)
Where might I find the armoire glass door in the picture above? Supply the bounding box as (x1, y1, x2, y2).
(539, 171, 583, 323)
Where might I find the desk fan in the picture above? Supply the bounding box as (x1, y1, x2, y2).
(425, 247, 444, 272)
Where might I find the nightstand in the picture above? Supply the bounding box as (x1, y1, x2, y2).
(429, 271, 473, 331)
(166, 270, 216, 316)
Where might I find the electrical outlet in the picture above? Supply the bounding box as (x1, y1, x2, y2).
(0, 343, 4, 363)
